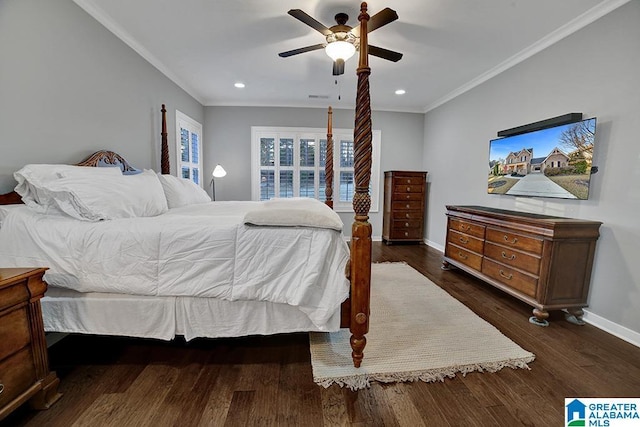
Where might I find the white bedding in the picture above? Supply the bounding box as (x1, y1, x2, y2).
(0, 200, 350, 328)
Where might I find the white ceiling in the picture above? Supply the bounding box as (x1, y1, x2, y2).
(74, 0, 627, 113)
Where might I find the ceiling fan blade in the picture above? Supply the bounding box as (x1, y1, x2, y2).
(332, 59, 345, 76)
(278, 44, 325, 58)
(350, 7, 398, 37)
(368, 7, 398, 33)
(369, 45, 403, 62)
(288, 9, 332, 36)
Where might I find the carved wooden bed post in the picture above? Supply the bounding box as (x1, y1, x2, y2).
(349, 2, 373, 368)
(325, 106, 334, 209)
(161, 104, 169, 175)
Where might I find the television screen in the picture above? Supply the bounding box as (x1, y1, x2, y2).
(487, 117, 596, 200)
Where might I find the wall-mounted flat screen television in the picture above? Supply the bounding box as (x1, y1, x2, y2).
(487, 117, 597, 200)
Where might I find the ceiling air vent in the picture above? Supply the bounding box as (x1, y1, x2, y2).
(308, 94, 329, 99)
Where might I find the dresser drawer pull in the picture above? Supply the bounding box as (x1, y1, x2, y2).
(499, 270, 513, 280)
(404, 232, 409, 237)
(503, 235, 518, 244)
(405, 213, 410, 218)
(406, 195, 411, 199)
(406, 186, 411, 192)
(459, 237, 469, 244)
(407, 179, 412, 184)
(406, 204, 410, 208)
(405, 222, 410, 227)
(501, 251, 516, 260)
(457, 251, 468, 260)
(0, 383, 4, 395)
(459, 224, 471, 231)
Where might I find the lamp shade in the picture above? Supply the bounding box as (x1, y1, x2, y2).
(325, 41, 356, 62)
(212, 164, 227, 178)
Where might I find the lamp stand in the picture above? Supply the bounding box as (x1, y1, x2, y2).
(210, 178, 216, 201)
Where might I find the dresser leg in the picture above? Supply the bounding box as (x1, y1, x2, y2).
(529, 308, 549, 327)
(564, 308, 586, 326)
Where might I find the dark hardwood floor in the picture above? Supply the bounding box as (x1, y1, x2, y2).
(4, 243, 639, 426)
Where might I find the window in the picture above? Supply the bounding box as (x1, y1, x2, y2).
(251, 126, 381, 212)
(176, 110, 203, 186)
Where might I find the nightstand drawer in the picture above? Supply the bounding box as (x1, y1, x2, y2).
(0, 347, 37, 408)
(0, 308, 31, 361)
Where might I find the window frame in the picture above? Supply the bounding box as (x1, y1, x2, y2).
(251, 126, 381, 213)
(175, 110, 204, 186)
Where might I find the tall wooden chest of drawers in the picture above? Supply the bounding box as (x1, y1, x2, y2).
(382, 171, 427, 244)
(0, 268, 60, 421)
(442, 205, 601, 325)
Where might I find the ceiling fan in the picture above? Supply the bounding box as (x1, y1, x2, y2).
(278, 7, 403, 76)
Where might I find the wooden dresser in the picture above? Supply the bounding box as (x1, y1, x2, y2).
(382, 171, 427, 244)
(442, 206, 601, 326)
(0, 268, 61, 421)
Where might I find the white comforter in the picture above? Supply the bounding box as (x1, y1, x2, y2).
(0, 200, 350, 327)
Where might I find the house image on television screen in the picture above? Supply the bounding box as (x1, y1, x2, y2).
(487, 118, 596, 200)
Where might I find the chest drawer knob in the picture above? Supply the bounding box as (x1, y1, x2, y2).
(501, 251, 516, 260)
(405, 213, 410, 218)
(406, 195, 410, 199)
(404, 232, 409, 236)
(405, 222, 409, 227)
(407, 179, 412, 184)
(503, 235, 518, 244)
(406, 204, 410, 208)
(406, 186, 411, 192)
(499, 270, 513, 280)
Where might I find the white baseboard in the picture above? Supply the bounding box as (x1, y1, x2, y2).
(424, 239, 444, 253)
(582, 310, 640, 348)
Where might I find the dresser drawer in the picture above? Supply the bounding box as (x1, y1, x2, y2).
(448, 229, 484, 254)
(449, 219, 485, 239)
(447, 243, 483, 270)
(394, 176, 423, 186)
(484, 241, 541, 275)
(0, 347, 37, 408)
(389, 228, 423, 240)
(391, 211, 423, 220)
(0, 307, 31, 361)
(481, 258, 538, 298)
(393, 184, 424, 194)
(486, 228, 543, 255)
(391, 201, 423, 211)
(392, 191, 423, 201)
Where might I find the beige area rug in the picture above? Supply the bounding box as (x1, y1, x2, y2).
(309, 262, 535, 390)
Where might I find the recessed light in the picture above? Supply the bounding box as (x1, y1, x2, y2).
(395, 89, 406, 95)
(234, 82, 245, 88)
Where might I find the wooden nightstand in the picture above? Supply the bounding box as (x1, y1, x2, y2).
(0, 268, 61, 421)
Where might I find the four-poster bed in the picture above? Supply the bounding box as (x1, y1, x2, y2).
(0, 2, 376, 368)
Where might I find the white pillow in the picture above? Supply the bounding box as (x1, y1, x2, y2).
(36, 169, 168, 221)
(157, 174, 211, 209)
(14, 164, 122, 213)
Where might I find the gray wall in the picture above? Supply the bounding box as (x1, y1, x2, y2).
(204, 106, 425, 238)
(0, 0, 203, 193)
(423, 2, 640, 338)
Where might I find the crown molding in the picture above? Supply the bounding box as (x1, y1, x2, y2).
(73, 0, 205, 105)
(423, 0, 631, 113)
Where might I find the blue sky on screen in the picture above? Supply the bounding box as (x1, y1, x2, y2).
(489, 125, 568, 162)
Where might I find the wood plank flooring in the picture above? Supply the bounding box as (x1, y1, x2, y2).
(4, 243, 639, 426)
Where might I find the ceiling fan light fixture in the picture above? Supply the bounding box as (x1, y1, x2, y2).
(325, 40, 356, 62)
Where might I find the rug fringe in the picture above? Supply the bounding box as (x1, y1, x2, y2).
(314, 356, 536, 391)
